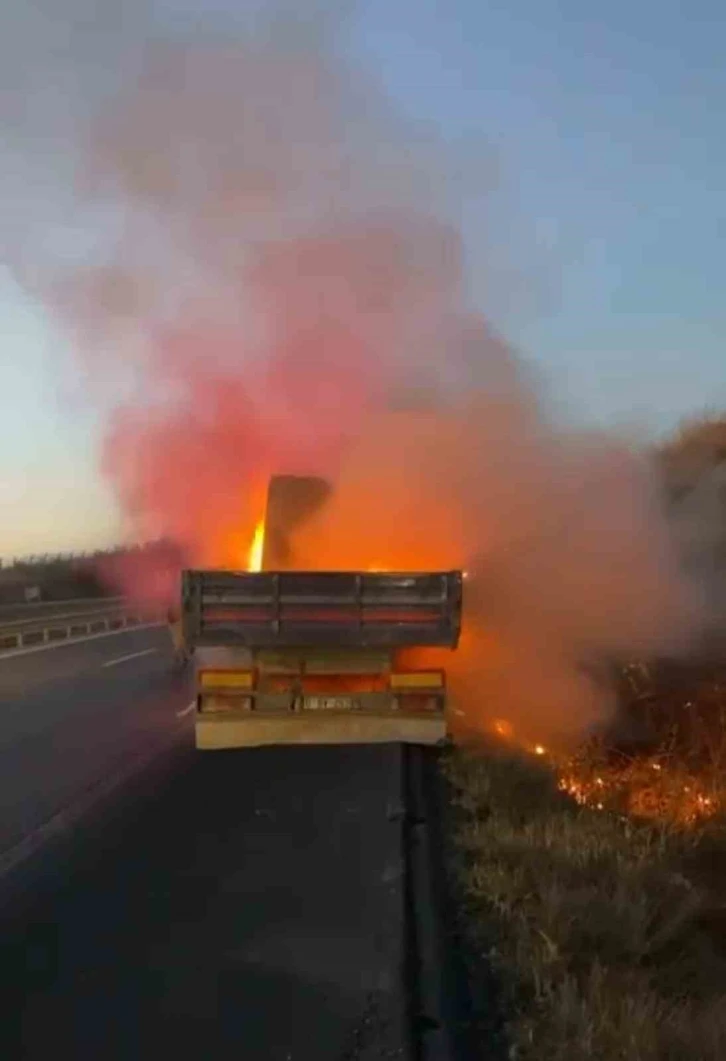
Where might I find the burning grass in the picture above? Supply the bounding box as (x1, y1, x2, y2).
(560, 658, 726, 827)
(557, 743, 722, 828)
(444, 663, 726, 1060)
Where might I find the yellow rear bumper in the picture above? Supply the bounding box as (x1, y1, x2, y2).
(195, 711, 447, 749)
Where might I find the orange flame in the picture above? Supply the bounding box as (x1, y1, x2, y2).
(493, 718, 514, 739)
(490, 716, 721, 826)
(247, 519, 265, 572)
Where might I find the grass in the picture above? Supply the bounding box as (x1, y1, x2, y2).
(444, 741, 726, 1061)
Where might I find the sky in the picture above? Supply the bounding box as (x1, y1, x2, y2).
(1, 0, 724, 559)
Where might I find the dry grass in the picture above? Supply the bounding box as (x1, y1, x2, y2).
(444, 743, 726, 1060)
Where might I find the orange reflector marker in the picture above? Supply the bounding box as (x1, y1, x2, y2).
(198, 669, 255, 690)
(390, 670, 444, 690)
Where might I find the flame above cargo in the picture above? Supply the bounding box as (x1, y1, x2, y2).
(247, 520, 265, 573)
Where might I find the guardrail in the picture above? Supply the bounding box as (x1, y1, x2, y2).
(0, 604, 165, 654)
(0, 596, 126, 623)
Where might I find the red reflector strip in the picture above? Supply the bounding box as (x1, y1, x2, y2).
(203, 607, 442, 623)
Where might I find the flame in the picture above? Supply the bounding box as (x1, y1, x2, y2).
(493, 718, 514, 739)
(556, 764, 720, 825)
(247, 519, 265, 572)
(487, 714, 719, 827)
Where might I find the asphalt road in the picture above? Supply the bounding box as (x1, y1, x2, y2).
(0, 629, 412, 1060)
(0, 627, 184, 856)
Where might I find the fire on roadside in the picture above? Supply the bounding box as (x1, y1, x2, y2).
(556, 759, 720, 826)
(487, 714, 722, 827)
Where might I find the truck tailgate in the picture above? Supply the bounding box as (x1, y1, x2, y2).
(182, 570, 463, 649)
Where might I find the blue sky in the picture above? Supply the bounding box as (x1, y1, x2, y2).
(351, 0, 725, 421)
(1, 0, 724, 558)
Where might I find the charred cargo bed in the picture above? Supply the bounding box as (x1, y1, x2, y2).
(182, 570, 463, 649)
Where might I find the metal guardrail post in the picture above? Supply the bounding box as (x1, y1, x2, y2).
(0, 607, 165, 655)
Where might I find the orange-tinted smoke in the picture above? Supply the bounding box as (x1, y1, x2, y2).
(25, 16, 706, 742)
(292, 401, 705, 745)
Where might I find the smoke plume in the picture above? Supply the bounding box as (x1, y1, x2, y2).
(3, 3, 706, 743)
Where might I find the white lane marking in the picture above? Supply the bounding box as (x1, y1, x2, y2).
(102, 647, 158, 669)
(0, 623, 164, 662)
(176, 700, 197, 719)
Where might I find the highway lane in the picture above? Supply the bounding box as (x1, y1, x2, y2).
(0, 633, 415, 1060)
(0, 625, 171, 703)
(1, 752, 409, 1060)
(0, 627, 186, 856)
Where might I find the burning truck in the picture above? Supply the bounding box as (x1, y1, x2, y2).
(180, 475, 464, 750)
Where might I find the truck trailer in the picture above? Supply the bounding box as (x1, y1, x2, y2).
(182, 566, 463, 749)
(180, 475, 463, 749)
